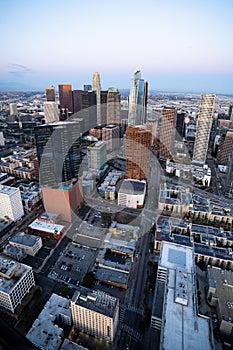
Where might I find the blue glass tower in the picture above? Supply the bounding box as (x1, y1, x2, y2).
(128, 70, 147, 126)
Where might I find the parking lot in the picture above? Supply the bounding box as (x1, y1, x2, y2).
(49, 242, 97, 287)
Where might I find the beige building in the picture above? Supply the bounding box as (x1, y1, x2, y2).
(71, 289, 119, 343)
(10, 232, 42, 256)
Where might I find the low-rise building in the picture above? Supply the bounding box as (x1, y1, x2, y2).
(9, 232, 42, 256)
(118, 179, 146, 208)
(26, 293, 71, 350)
(71, 289, 119, 343)
(158, 183, 193, 214)
(3, 244, 24, 261)
(29, 218, 65, 240)
(0, 255, 35, 313)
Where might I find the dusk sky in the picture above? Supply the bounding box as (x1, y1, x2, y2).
(1, 0, 233, 93)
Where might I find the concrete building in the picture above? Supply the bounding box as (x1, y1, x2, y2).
(45, 86, 55, 102)
(0, 255, 35, 313)
(92, 72, 101, 125)
(44, 102, 59, 123)
(102, 125, 119, 151)
(27, 293, 71, 350)
(207, 266, 233, 342)
(10, 232, 42, 256)
(107, 88, 121, 125)
(126, 125, 152, 181)
(58, 84, 73, 115)
(3, 244, 24, 261)
(192, 94, 215, 165)
(29, 218, 65, 239)
(87, 141, 107, 170)
(217, 131, 233, 166)
(0, 131, 5, 146)
(71, 289, 119, 343)
(159, 107, 176, 159)
(118, 179, 146, 208)
(158, 183, 193, 214)
(151, 242, 214, 350)
(0, 185, 24, 222)
(60, 339, 88, 350)
(41, 180, 83, 223)
(128, 70, 147, 126)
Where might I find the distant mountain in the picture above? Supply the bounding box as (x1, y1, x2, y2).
(0, 81, 38, 92)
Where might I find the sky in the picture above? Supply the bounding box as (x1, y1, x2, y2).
(0, 0, 233, 93)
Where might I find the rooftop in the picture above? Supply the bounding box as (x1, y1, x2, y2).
(118, 179, 146, 195)
(0, 185, 19, 196)
(72, 289, 119, 317)
(29, 219, 65, 235)
(10, 232, 41, 247)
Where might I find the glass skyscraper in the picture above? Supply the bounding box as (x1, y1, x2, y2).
(128, 70, 147, 126)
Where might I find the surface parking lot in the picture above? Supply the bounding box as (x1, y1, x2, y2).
(49, 242, 97, 287)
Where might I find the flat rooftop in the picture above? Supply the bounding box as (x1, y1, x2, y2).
(29, 219, 64, 235)
(119, 179, 146, 195)
(72, 289, 118, 317)
(60, 339, 88, 350)
(0, 255, 32, 293)
(10, 232, 41, 247)
(95, 267, 129, 286)
(27, 293, 71, 350)
(0, 185, 18, 196)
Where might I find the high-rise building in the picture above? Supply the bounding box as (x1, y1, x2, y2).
(44, 102, 59, 123)
(229, 104, 233, 120)
(126, 125, 152, 181)
(159, 107, 176, 159)
(102, 125, 119, 151)
(0, 185, 24, 221)
(192, 94, 215, 165)
(84, 84, 92, 91)
(92, 72, 102, 125)
(35, 121, 83, 187)
(58, 84, 73, 116)
(87, 141, 107, 170)
(217, 131, 233, 166)
(72, 90, 97, 131)
(107, 88, 121, 125)
(71, 289, 119, 343)
(0, 131, 5, 146)
(45, 86, 55, 102)
(0, 255, 35, 313)
(9, 103, 18, 116)
(128, 70, 148, 126)
(150, 242, 213, 349)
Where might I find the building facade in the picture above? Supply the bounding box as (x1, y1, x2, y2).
(159, 107, 176, 159)
(0, 185, 24, 221)
(128, 70, 147, 126)
(192, 94, 215, 165)
(58, 84, 73, 115)
(87, 141, 107, 170)
(107, 88, 121, 125)
(10, 232, 42, 256)
(102, 125, 119, 151)
(44, 102, 59, 123)
(45, 86, 55, 102)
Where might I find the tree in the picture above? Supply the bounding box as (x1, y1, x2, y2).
(81, 272, 95, 288)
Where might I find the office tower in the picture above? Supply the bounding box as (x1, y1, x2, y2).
(150, 242, 213, 349)
(71, 290, 119, 343)
(175, 112, 186, 138)
(45, 86, 55, 102)
(100, 90, 108, 125)
(159, 107, 176, 159)
(107, 88, 121, 125)
(44, 102, 59, 123)
(217, 131, 233, 166)
(87, 141, 107, 170)
(84, 84, 92, 91)
(9, 103, 18, 116)
(128, 70, 148, 126)
(0, 255, 35, 313)
(58, 84, 73, 117)
(229, 104, 233, 120)
(72, 90, 97, 131)
(102, 125, 119, 151)
(192, 94, 215, 165)
(126, 125, 152, 181)
(0, 185, 24, 221)
(35, 121, 83, 187)
(92, 72, 102, 125)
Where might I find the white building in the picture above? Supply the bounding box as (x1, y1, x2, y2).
(0, 255, 35, 313)
(10, 232, 42, 256)
(151, 242, 214, 350)
(71, 289, 119, 343)
(27, 293, 71, 350)
(0, 132, 5, 146)
(44, 102, 59, 123)
(0, 185, 24, 221)
(118, 179, 146, 208)
(192, 94, 215, 165)
(9, 103, 18, 116)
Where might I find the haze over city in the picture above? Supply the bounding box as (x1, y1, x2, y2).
(0, 0, 233, 93)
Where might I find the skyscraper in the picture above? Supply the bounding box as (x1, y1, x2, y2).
(58, 84, 73, 117)
(35, 121, 83, 187)
(126, 125, 152, 181)
(92, 72, 101, 91)
(159, 107, 176, 159)
(217, 131, 233, 166)
(128, 70, 148, 126)
(72, 90, 97, 131)
(84, 84, 92, 91)
(107, 88, 121, 125)
(192, 94, 215, 165)
(44, 102, 59, 123)
(46, 86, 55, 102)
(92, 72, 102, 125)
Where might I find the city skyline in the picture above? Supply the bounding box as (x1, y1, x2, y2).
(0, 0, 233, 93)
